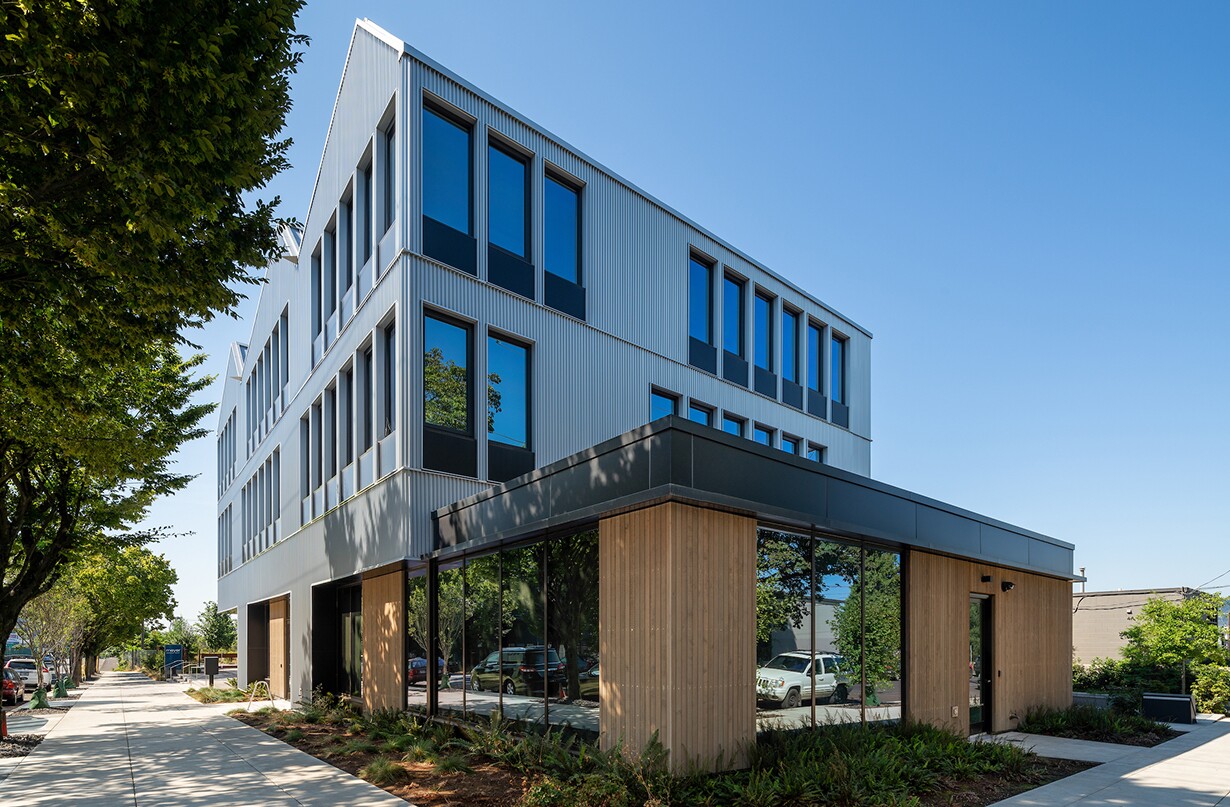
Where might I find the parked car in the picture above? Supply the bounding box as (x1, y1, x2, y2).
(4, 658, 50, 689)
(407, 656, 445, 684)
(577, 662, 600, 700)
(756, 652, 850, 709)
(469, 646, 566, 696)
(2, 668, 26, 705)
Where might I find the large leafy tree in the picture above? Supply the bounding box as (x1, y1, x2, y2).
(0, 0, 305, 400)
(196, 601, 238, 653)
(0, 1, 304, 732)
(1122, 592, 1228, 692)
(831, 550, 902, 703)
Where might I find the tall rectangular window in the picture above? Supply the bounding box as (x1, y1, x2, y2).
(424, 314, 472, 434)
(807, 321, 823, 392)
(650, 389, 678, 421)
(310, 248, 322, 337)
(487, 335, 529, 449)
(326, 229, 337, 316)
(488, 144, 528, 258)
(782, 308, 799, 384)
(754, 291, 773, 370)
(545, 174, 580, 283)
(831, 334, 847, 405)
(382, 124, 396, 233)
(299, 415, 310, 500)
(362, 163, 373, 264)
(383, 324, 396, 437)
(311, 401, 323, 489)
(341, 199, 353, 291)
(326, 388, 337, 478)
(362, 347, 374, 452)
(688, 256, 712, 344)
(723, 275, 744, 356)
(423, 107, 471, 234)
(342, 368, 354, 465)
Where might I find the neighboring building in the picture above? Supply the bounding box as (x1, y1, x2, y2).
(217, 19, 1077, 770)
(1072, 588, 1197, 664)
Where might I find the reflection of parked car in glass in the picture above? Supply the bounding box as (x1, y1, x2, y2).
(407, 656, 445, 685)
(3, 668, 26, 705)
(756, 652, 849, 708)
(470, 646, 565, 696)
(576, 662, 600, 700)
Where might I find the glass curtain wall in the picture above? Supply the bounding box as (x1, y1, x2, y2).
(755, 527, 902, 731)
(416, 530, 599, 736)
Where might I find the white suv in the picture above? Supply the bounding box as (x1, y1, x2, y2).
(4, 658, 50, 688)
(756, 652, 850, 708)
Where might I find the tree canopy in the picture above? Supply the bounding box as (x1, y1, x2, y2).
(1122, 592, 1227, 671)
(196, 601, 237, 653)
(0, 0, 305, 689)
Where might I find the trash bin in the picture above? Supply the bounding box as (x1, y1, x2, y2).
(1142, 692, 1195, 724)
(205, 656, 220, 687)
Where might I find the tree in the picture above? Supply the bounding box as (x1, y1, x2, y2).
(72, 546, 178, 677)
(423, 347, 502, 432)
(15, 581, 88, 689)
(196, 602, 237, 653)
(1122, 592, 1227, 693)
(545, 531, 599, 701)
(163, 616, 200, 658)
(0, 0, 306, 405)
(755, 531, 813, 646)
(831, 551, 902, 704)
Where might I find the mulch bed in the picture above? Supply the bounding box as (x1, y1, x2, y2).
(923, 757, 1096, 806)
(233, 710, 1098, 807)
(1045, 727, 1179, 747)
(0, 734, 43, 759)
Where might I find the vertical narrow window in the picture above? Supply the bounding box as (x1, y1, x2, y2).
(341, 199, 353, 291)
(311, 248, 322, 337)
(383, 123, 396, 233)
(487, 335, 530, 449)
(423, 107, 472, 234)
(782, 309, 799, 384)
(753, 424, 773, 446)
(299, 415, 309, 500)
(424, 315, 472, 434)
(362, 347, 374, 452)
(362, 163, 373, 264)
(754, 291, 773, 371)
(831, 334, 847, 405)
(722, 413, 744, 437)
(807, 321, 823, 392)
(312, 401, 323, 490)
(688, 256, 712, 345)
(326, 229, 337, 316)
(326, 387, 337, 479)
(723, 275, 745, 356)
(687, 402, 712, 427)
(280, 310, 289, 395)
(488, 144, 528, 259)
(545, 174, 580, 283)
(272, 449, 280, 533)
(383, 324, 396, 437)
(650, 389, 677, 421)
(342, 368, 354, 465)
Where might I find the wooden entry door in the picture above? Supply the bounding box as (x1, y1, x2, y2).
(268, 596, 290, 699)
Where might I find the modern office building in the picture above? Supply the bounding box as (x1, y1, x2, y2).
(217, 19, 1077, 771)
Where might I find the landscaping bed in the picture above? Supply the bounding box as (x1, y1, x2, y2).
(1017, 705, 1179, 747)
(185, 685, 249, 704)
(0, 733, 43, 758)
(229, 693, 1093, 806)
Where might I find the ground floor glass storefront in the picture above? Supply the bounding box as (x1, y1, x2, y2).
(755, 526, 902, 731)
(405, 529, 600, 734)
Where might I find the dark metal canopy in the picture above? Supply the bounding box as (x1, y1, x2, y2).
(432, 417, 1076, 580)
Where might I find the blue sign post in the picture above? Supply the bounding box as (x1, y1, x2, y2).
(164, 644, 184, 679)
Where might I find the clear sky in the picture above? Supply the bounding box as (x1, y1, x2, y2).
(142, 1, 1230, 623)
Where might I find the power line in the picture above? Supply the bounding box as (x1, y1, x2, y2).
(1196, 567, 1230, 590)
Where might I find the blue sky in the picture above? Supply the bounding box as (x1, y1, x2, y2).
(144, 1, 1230, 621)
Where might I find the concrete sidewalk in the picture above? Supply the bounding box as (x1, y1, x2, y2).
(991, 715, 1230, 806)
(0, 671, 403, 806)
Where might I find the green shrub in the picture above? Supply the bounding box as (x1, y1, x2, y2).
(359, 757, 408, 786)
(433, 753, 473, 774)
(338, 738, 380, 756)
(1018, 704, 1175, 745)
(1191, 665, 1230, 714)
(284, 728, 304, 743)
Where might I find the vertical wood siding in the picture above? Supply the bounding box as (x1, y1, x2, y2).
(600, 503, 755, 771)
(362, 567, 407, 711)
(905, 551, 1072, 733)
(267, 596, 290, 699)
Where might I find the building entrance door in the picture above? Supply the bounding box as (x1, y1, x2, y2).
(969, 595, 991, 734)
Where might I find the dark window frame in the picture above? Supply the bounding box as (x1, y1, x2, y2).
(688, 252, 714, 346)
(723, 272, 746, 357)
(487, 137, 532, 261)
(754, 289, 775, 371)
(649, 387, 679, 421)
(782, 306, 801, 384)
(383, 122, 396, 234)
(422, 100, 475, 236)
(423, 310, 475, 437)
(831, 332, 848, 405)
(544, 167, 582, 285)
(721, 412, 745, 437)
(383, 322, 396, 438)
(687, 400, 714, 427)
(486, 330, 532, 450)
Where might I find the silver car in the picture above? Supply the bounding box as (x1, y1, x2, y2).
(5, 658, 49, 688)
(756, 651, 850, 708)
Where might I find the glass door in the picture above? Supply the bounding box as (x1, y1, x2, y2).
(969, 595, 991, 734)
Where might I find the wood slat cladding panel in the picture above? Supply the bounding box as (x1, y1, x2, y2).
(362, 568, 407, 712)
(905, 552, 1072, 733)
(599, 503, 755, 771)
(267, 596, 290, 699)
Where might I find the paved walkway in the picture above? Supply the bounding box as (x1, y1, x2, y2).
(990, 715, 1230, 806)
(1, 671, 403, 806)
